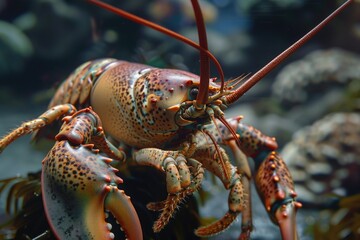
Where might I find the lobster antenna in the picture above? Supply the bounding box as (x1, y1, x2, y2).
(191, 0, 210, 106)
(225, 0, 353, 104)
(87, 0, 225, 90)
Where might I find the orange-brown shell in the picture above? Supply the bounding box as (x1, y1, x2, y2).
(90, 61, 202, 148)
(48, 59, 221, 148)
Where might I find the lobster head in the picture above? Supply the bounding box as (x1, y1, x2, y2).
(140, 0, 243, 130)
(86, 0, 242, 131)
(154, 69, 224, 128)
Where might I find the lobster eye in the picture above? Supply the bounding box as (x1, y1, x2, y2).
(189, 87, 199, 100)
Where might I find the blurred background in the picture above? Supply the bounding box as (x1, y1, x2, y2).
(0, 0, 359, 239)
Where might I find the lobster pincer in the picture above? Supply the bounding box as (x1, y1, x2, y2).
(0, 105, 142, 240)
(254, 151, 302, 240)
(224, 117, 302, 240)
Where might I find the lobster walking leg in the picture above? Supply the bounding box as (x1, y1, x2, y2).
(134, 149, 192, 193)
(227, 140, 253, 239)
(147, 157, 204, 232)
(133, 147, 203, 232)
(0, 104, 76, 153)
(134, 134, 247, 236)
(223, 117, 302, 240)
(190, 137, 246, 237)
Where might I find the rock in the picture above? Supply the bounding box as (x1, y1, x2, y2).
(273, 49, 360, 106)
(281, 112, 360, 205)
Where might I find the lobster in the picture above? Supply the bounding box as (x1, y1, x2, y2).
(0, 0, 353, 239)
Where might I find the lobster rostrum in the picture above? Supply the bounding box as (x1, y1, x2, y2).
(0, 0, 353, 239)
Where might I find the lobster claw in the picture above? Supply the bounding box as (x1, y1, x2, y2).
(42, 141, 142, 240)
(104, 185, 143, 239)
(254, 151, 302, 240)
(274, 200, 299, 240)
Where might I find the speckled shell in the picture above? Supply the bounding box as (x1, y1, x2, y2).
(90, 61, 201, 148)
(42, 141, 122, 239)
(41, 109, 142, 240)
(48, 59, 223, 148)
(254, 152, 296, 219)
(49, 59, 120, 108)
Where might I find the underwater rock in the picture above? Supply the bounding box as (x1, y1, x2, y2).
(281, 112, 360, 206)
(313, 194, 360, 239)
(273, 48, 360, 105)
(272, 48, 360, 125)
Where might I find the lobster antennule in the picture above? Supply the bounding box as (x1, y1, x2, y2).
(224, 0, 353, 105)
(87, 0, 225, 93)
